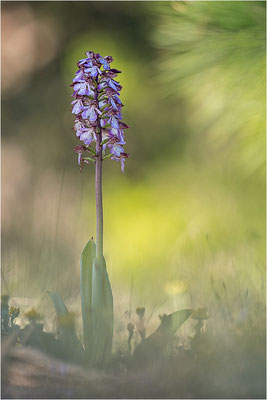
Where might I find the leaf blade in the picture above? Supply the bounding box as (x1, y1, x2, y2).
(47, 291, 68, 316)
(80, 238, 96, 352)
(134, 308, 193, 360)
(91, 256, 113, 366)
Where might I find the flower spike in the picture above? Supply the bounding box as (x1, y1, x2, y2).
(71, 51, 129, 172)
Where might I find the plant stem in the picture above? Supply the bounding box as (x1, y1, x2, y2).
(95, 77, 103, 261)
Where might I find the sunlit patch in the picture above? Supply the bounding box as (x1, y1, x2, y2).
(171, 2, 187, 13)
(165, 280, 189, 295)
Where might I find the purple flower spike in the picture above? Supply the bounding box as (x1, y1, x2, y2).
(71, 50, 129, 171)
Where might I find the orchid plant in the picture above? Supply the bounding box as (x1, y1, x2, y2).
(71, 51, 130, 366)
(68, 51, 192, 366)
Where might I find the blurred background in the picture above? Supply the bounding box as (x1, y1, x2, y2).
(1, 1, 265, 339)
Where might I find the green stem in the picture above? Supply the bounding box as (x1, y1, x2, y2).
(95, 76, 103, 261)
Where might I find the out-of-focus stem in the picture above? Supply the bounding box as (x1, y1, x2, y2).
(95, 76, 103, 261)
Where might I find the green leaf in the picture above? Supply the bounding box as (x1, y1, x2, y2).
(47, 291, 68, 316)
(103, 153, 112, 160)
(91, 256, 113, 366)
(83, 157, 96, 163)
(98, 94, 106, 102)
(134, 309, 193, 360)
(100, 138, 109, 146)
(87, 147, 96, 155)
(80, 238, 96, 352)
(81, 240, 114, 366)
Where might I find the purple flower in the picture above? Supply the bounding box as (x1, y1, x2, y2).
(74, 144, 87, 165)
(80, 100, 100, 122)
(80, 128, 94, 145)
(120, 158, 125, 173)
(72, 99, 83, 114)
(109, 116, 120, 129)
(74, 82, 94, 96)
(84, 65, 101, 78)
(108, 80, 120, 92)
(73, 70, 84, 82)
(74, 120, 85, 137)
(110, 152, 129, 172)
(109, 143, 124, 157)
(71, 51, 129, 171)
(99, 56, 110, 70)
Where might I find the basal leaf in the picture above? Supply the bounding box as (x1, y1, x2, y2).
(91, 256, 113, 366)
(80, 238, 96, 352)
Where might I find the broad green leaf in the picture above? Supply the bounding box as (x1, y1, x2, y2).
(80, 239, 114, 366)
(134, 309, 193, 360)
(80, 238, 96, 352)
(91, 256, 113, 366)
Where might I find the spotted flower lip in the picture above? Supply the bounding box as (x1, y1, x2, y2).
(71, 51, 129, 172)
(74, 81, 94, 96)
(71, 99, 83, 114)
